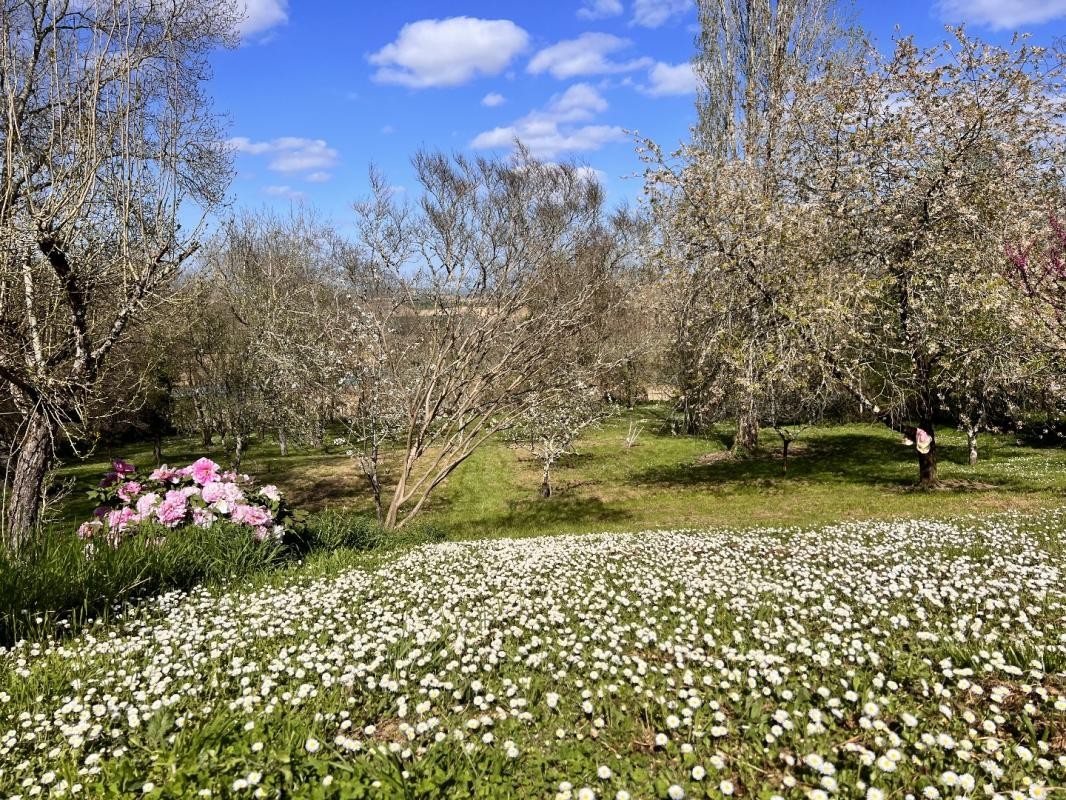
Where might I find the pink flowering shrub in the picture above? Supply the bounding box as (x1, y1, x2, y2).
(82, 458, 301, 547)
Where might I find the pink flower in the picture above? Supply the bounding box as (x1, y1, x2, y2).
(253, 526, 272, 542)
(136, 492, 161, 518)
(117, 481, 143, 503)
(149, 465, 182, 484)
(232, 504, 272, 527)
(106, 507, 140, 532)
(191, 506, 217, 529)
(201, 481, 243, 506)
(112, 459, 136, 476)
(915, 428, 932, 454)
(259, 484, 281, 503)
(155, 490, 189, 528)
(181, 485, 201, 499)
(188, 458, 221, 486)
(77, 520, 102, 540)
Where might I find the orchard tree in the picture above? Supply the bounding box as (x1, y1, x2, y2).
(808, 31, 1066, 485)
(940, 285, 1047, 464)
(338, 306, 405, 524)
(175, 210, 348, 468)
(1007, 217, 1066, 350)
(0, 0, 235, 549)
(343, 152, 630, 529)
(508, 386, 605, 499)
(647, 0, 855, 450)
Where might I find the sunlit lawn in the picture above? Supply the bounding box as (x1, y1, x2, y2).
(55, 406, 1066, 539)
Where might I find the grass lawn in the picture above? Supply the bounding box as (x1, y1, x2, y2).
(2, 511, 1064, 799)
(4, 409, 1064, 798)
(53, 405, 1066, 539)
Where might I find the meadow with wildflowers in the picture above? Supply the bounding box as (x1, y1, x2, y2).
(1, 510, 1063, 799)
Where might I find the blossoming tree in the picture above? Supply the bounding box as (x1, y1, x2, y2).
(806, 31, 1066, 485)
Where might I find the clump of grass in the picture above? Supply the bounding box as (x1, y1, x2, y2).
(0, 523, 285, 646)
(300, 509, 446, 553)
(0, 511, 442, 647)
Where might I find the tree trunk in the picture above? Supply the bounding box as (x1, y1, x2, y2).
(153, 432, 163, 467)
(781, 437, 790, 475)
(194, 399, 212, 447)
(5, 410, 53, 552)
(967, 429, 978, 465)
(733, 405, 760, 454)
(371, 481, 383, 525)
(278, 428, 288, 457)
(540, 463, 553, 499)
(917, 421, 938, 486)
(361, 451, 384, 525)
(233, 433, 246, 471)
(384, 460, 409, 529)
(682, 394, 701, 435)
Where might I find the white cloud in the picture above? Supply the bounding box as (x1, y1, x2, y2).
(228, 137, 339, 174)
(548, 83, 610, 121)
(233, 0, 288, 37)
(642, 61, 699, 96)
(632, 0, 691, 28)
(482, 92, 507, 107)
(937, 0, 1066, 28)
(305, 172, 332, 183)
(574, 165, 609, 186)
(528, 33, 651, 79)
(470, 83, 625, 159)
(369, 17, 529, 88)
(578, 0, 624, 20)
(263, 185, 305, 200)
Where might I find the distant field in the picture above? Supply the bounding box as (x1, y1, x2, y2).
(54, 406, 1066, 538)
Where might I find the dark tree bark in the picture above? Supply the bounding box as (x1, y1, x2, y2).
(5, 408, 52, 551)
(917, 420, 938, 486)
(540, 464, 553, 498)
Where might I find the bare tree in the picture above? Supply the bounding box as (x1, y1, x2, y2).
(172, 209, 348, 469)
(343, 152, 630, 528)
(0, 0, 235, 549)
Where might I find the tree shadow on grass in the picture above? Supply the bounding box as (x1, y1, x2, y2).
(631, 430, 1044, 493)
(468, 493, 632, 536)
(284, 477, 366, 511)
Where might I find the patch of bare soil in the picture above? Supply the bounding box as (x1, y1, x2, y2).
(894, 479, 999, 493)
(695, 451, 735, 465)
(370, 718, 406, 744)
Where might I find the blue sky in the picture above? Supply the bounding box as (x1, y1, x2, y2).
(211, 0, 1066, 224)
